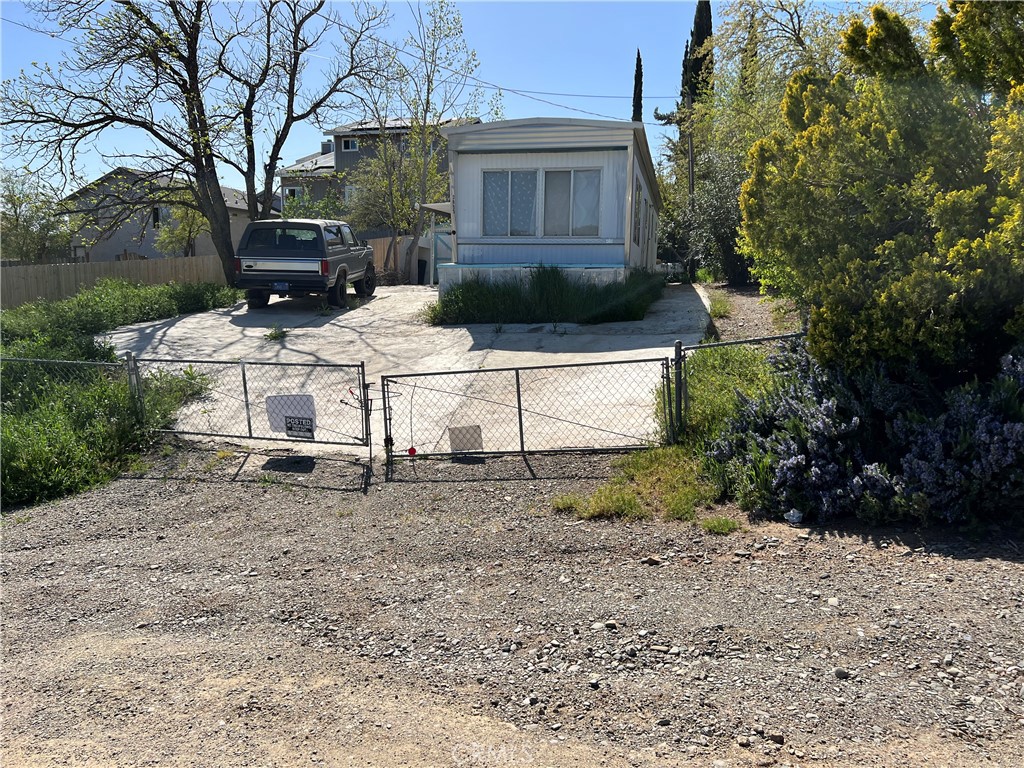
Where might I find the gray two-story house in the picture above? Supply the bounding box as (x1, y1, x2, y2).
(278, 118, 478, 230)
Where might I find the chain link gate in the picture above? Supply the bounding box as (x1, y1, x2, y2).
(381, 357, 672, 461)
(135, 358, 371, 448)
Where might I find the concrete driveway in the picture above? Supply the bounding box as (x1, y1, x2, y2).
(107, 285, 710, 455)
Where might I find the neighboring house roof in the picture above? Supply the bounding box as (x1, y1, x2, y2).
(63, 168, 280, 214)
(278, 150, 336, 177)
(442, 117, 662, 209)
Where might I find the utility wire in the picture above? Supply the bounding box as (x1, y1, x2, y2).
(4, 8, 682, 127)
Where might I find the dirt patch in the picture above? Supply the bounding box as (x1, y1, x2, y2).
(700, 283, 801, 342)
(3, 444, 1023, 767)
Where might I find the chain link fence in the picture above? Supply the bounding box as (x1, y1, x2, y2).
(381, 358, 671, 459)
(666, 333, 807, 439)
(135, 358, 369, 446)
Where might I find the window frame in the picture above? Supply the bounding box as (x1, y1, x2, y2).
(341, 138, 359, 152)
(481, 166, 602, 239)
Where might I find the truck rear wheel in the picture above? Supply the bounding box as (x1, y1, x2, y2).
(354, 264, 376, 297)
(328, 272, 347, 308)
(246, 289, 270, 309)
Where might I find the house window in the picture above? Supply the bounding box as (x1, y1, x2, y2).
(483, 170, 537, 236)
(284, 186, 301, 199)
(341, 138, 359, 152)
(483, 168, 601, 238)
(543, 169, 600, 237)
(344, 185, 358, 203)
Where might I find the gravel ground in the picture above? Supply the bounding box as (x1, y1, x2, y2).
(3, 286, 1022, 768)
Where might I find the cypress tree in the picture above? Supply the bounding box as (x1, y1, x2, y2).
(632, 49, 643, 122)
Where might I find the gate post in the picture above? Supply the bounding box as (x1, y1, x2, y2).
(514, 369, 526, 453)
(125, 351, 146, 426)
(380, 376, 393, 466)
(240, 362, 254, 438)
(674, 340, 683, 438)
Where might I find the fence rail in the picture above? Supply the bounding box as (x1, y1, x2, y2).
(1, 254, 227, 309)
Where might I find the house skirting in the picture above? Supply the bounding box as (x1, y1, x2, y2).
(436, 263, 629, 296)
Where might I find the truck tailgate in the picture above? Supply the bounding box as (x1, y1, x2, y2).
(239, 257, 322, 274)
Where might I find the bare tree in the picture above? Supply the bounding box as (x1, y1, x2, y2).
(399, 0, 481, 282)
(1, 0, 388, 282)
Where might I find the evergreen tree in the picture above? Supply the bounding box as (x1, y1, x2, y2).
(632, 49, 644, 122)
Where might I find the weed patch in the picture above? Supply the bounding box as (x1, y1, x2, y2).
(425, 267, 664, 325)
(0, 279, 235, 507)
(701, 516, 741, 535)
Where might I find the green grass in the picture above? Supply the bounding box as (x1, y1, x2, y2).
(581, 345, 779, 528)
(701, 516, 741, 535)
(708, 290, 733, 319)
(0, 278, 237, 507)
(424, 266, 665, 326)
(552, 493, 585, 513)
(577, 485, 648, 520)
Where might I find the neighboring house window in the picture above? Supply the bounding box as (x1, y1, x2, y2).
(152, 205, 171, 229)
(483, 170, 537, 237)
(344, 185, 358, 203)
(543, 169, 600, 237)
(284, 186, 300, 199)
(342, 138, 359, 152)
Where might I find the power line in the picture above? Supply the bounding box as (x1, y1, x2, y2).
(4, 7, 681, 128)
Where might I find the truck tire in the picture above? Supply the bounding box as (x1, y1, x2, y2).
(354, 264, 376, 297)
(328, 271, 347, 308)
(246, 289, 270, 309)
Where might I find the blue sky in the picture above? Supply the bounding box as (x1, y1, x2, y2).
(0, 1, 697, 191)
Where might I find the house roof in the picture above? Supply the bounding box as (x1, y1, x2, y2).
(324, 116, 481, 137)
(442, 118, 662, 209)
(279, 150, 336, 177)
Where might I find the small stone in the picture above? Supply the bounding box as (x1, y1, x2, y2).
(947, 667, 963, 678)
(550, 723, 562, 731)
(591, 622, 606, 630)
(588, 679, 600, 690)
(827, 597, 840, 607)
(651, 645, 671, 653)
(737, 736, 752, 747)
(767, 732, 785, 745)
(604, 620, 619, 630)
(657, 718, 671, 726)
(834, 667, 851, 680)
(734, 550, 752, 558)
(641, 555, 663, 566)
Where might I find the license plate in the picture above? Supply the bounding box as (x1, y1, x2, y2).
(271, 281, 289, 291)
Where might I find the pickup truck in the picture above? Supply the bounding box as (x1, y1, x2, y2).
(233, 219, 376, 309)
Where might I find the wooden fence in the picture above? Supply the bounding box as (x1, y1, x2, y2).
(1, 254, 227, 309)
(2, 237, 431, 309)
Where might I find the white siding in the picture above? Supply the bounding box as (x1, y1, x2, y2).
(627, 152, 657, 269)
(453, 150, 628, 265)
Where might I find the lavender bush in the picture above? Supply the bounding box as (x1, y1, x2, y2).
(710, 342, 1023, 526)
